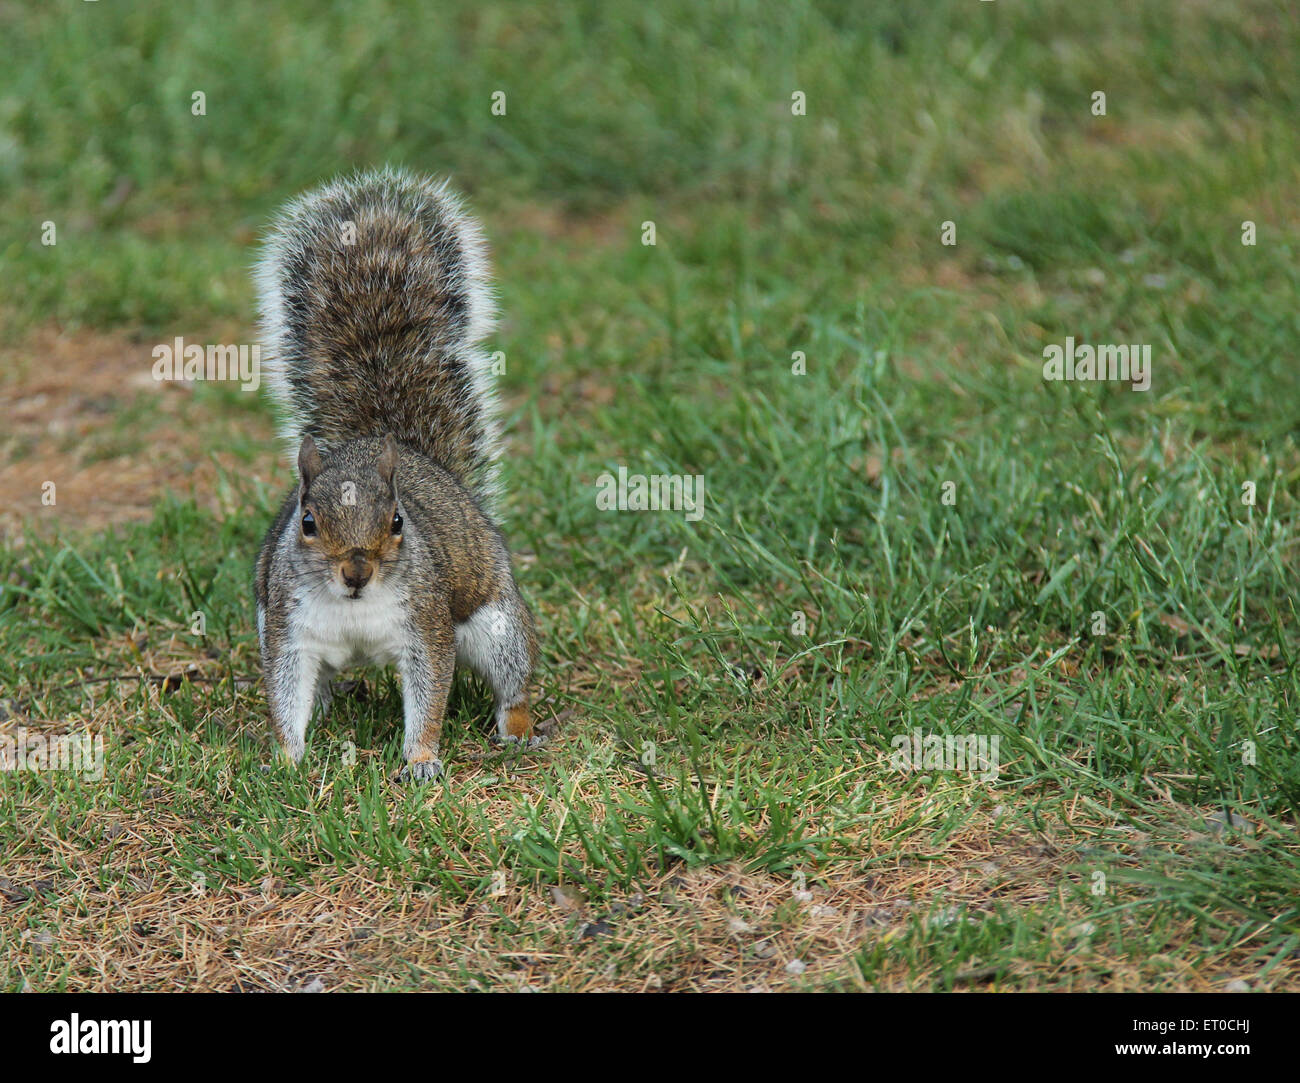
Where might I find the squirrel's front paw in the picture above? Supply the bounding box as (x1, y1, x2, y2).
(397, 758, 444, 784)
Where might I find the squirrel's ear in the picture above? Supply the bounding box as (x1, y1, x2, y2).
(298, 434, 323, 494)
(376, 434, 398, 488)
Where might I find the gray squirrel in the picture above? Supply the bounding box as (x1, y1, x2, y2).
(252, 167, 538, 782)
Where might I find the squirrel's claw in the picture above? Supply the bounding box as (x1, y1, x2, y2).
(397, 758, 444, 784)
(493, 733, 546, 751)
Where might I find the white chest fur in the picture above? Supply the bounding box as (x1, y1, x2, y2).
(291, 581, 407, 671)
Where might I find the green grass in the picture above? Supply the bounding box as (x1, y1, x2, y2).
(1, 0, 1298, 991)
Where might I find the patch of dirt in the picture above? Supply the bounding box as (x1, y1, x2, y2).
(0, 324, 280, 538)
(504, 197, 637, 249)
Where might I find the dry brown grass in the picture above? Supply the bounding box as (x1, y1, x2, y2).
(5, 745, 1291, 992)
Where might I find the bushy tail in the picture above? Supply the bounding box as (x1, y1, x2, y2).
(254, 166, 502, 505)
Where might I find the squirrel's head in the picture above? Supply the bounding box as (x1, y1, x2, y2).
(295, 433, 405, 599)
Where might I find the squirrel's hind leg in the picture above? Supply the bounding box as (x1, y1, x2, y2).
(454, 594, 540, 747)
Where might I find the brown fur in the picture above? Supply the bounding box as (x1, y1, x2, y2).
(252, 171, 538, 779)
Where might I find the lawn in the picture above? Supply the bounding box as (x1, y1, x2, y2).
(1, 0, 1298, 991)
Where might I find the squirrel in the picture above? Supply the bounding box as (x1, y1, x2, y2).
(252, 166, 538, 782)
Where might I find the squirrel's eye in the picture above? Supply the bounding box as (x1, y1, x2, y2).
(301, 511, 317, 537)
(391, 511, 403, 535)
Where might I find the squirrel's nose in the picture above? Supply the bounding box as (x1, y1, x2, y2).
(341, 551, 373, 591)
